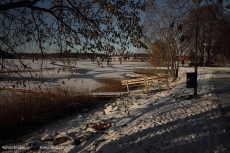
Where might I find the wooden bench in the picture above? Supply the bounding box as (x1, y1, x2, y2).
(121, 75, 170, 92)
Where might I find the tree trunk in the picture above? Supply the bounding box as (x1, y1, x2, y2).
(170, 63, 176, 82)
(174, 60, 179, 78)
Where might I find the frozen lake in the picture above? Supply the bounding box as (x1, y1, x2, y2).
(0, 59, 148, 92)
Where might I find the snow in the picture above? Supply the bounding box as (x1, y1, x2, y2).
(1, 60, 230, 152)
(0, 59, 147, 92)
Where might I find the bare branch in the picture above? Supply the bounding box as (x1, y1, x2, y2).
(0, 0, 40, 11)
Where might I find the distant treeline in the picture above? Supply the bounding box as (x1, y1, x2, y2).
(0, 50, 150, 61)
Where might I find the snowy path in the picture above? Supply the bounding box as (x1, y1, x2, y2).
(211, 68, 230, 120)
(2, 68, 230, 153)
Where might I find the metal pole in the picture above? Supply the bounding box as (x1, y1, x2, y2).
(203, 43, 206, 68)
(194, 2, 199, 95)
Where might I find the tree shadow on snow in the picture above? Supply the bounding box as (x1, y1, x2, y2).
(68, 72, 230, 153)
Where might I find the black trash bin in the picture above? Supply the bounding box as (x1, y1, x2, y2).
(186, 73, 197, 88)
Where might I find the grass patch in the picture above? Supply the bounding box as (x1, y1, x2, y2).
(0, 87, 95, 141)
(97, 78, 126, 92)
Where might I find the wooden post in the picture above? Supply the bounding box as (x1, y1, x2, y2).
(126, 80, 129, 92)
(144, 78, 148, 92)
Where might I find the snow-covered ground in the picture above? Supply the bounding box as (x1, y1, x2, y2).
(2, 66, 230, 153)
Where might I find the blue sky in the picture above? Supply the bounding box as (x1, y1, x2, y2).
(30, 0, 146, 54)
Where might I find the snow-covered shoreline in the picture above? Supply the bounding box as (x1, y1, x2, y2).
(2, 67, 230, 153)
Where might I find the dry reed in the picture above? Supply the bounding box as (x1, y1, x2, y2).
(0, 87, 95, 140)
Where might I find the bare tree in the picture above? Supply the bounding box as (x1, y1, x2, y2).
(183, 3, 226, 66)
(212, 14, 230, 66)
(144, 0, 191, 81)
(0, 0, 146, 89)
(144, 0, 230, 82)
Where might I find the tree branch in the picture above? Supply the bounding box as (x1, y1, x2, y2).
(0, 0, 40, 11)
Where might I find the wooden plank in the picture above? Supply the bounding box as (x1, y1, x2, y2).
(126, 81, 145, 85)
(146, 76, 159, 80)
(122, 75, 168, 83)
(127, 84, 144, 88)
(122, 77, 167, 86)
(122, 80, 144, 84)
(121, 78, 145, 83)
(127, 79, 145, 83)
(122, 81, 145, 85)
